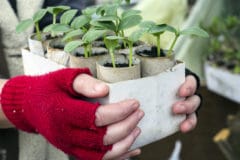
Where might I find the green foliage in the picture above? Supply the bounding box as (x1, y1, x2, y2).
(206, 15, 240, 73)
(15, 9, 47, 41)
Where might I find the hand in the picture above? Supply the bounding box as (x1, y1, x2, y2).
(172, 75, 201, 133)
(1, 69, 143, 160)
(73, 74, 144, 160)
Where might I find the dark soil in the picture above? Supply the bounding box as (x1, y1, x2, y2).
(104, 62, 133, 68)
(136, 46, 167, 57)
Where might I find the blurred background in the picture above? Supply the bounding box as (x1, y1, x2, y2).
(0, 0, 240, 159)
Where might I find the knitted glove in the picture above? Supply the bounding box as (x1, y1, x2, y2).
(0, 68, 111, 160)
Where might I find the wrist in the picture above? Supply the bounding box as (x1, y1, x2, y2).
(0, 79, 14, 128)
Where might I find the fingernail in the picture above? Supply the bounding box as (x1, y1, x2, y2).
(131, 100, 140, 108)
(138, 110, 144, 119)
(94, 82, 107, 92)
(177, 105, 186, 113)
(133, 128, 141, 137)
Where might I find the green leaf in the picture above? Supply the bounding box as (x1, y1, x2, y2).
(43, 24, 55, 32)
(95, 15, 118, 22)
(60, 9, 78, 25)
(91, 20, 116, 31)
(119, 15, 142, 30)
(82, 6, 98, 16)
(71, 15, 91, 29)
(83, 29, 107, 43)
(125, 0, 131, 4)
(180, 26, 209, 38)
(121, 9, 141, 19)
(33, 9, 47, 23)
(128, 29, 146, 42)
(139, 21, 156, 29)
(16, 19, 34, 33)
(47, 5, 70, 15)
(50, 24, 72, 33)
(64, 40, 84, 53)
(104, 36, 121, 50)
(149, 24, 177, 35)
(62, 29, 83, 42)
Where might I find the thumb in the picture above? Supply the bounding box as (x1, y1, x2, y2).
(73, 74, 109, 98)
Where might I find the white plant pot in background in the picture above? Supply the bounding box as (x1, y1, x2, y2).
(22, 48, 186, 150)
(204, 62, 240, 104)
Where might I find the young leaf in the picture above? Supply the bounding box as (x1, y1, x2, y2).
(64, 40, 84, 53)
(50, 24, 72, 34)
(139, 21, 156, 30)
(33, 9, 47, 23)
(95, 15, 118, 22)
(16, 19, 33, 33)
(71, 15, 91, 29)
(47, 5, 70, 15)
(104, 36, 122, 49)
(121, 9, 141, 19)
(91, 21, 116, 32)
(119, 15, 142, 30)
(83, 29, 107, 43)
(62, 29, 83, 42)
(60, 9, 78, 25)
(128, 29, 146, 42)
(43, 24, 55, 33)
(82, 6, 98, 16)
(180, 26, 209, 38)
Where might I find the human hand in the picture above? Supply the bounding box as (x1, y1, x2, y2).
(172, 75, 201, 133)
(73, 73, 144, 160)
(1, 68, 143, 160)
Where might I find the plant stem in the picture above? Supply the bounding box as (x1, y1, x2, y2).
(167, 35, 179, 57)
(128, 42, 133, 67)
(157, 35, 161, 57)
(88, 44, 92, 57)
(35, 22, 42, 41)
(84, 45, 88, 58)
(110, 48, 116, 68)
(53, 14, 57, 24)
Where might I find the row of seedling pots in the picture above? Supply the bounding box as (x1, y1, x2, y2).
(17, 0, 209, 149)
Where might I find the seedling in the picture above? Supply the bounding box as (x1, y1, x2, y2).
(104, 36, 122, 68)
(43, 6, 72, 36)
(64, 28, 107, 58)
(167, 26, 209, 56)
(16, 9, 47, 41)
(140, 21, 175, 57)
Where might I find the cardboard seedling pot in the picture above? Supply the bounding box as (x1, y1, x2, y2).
(46, 39, 70, 66)
(22, 48, 185, 149)
(96, 55, 141, 83)
(28, 33, 50, 57)
(69, 47, 108, 77)
(204, 62, 240, 103)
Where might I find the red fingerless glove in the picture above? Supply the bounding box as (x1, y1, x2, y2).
(0, 68, 112, 160)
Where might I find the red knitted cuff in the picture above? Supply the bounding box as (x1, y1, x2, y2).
(1, 76, 36, 132)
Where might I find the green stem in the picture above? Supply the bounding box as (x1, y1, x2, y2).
(35, 22, 42, 41)
(88, 44, 92, 57)
(128, 42, 133, 67)
(84, 45, 88, 58)
(110, 48, 116, 68)
(157, 35, 161, 57)
(167, 35, 179, 57)
(53, 14, 57, 24)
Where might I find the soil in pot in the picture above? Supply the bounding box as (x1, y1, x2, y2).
(135, 44, 176, 77)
